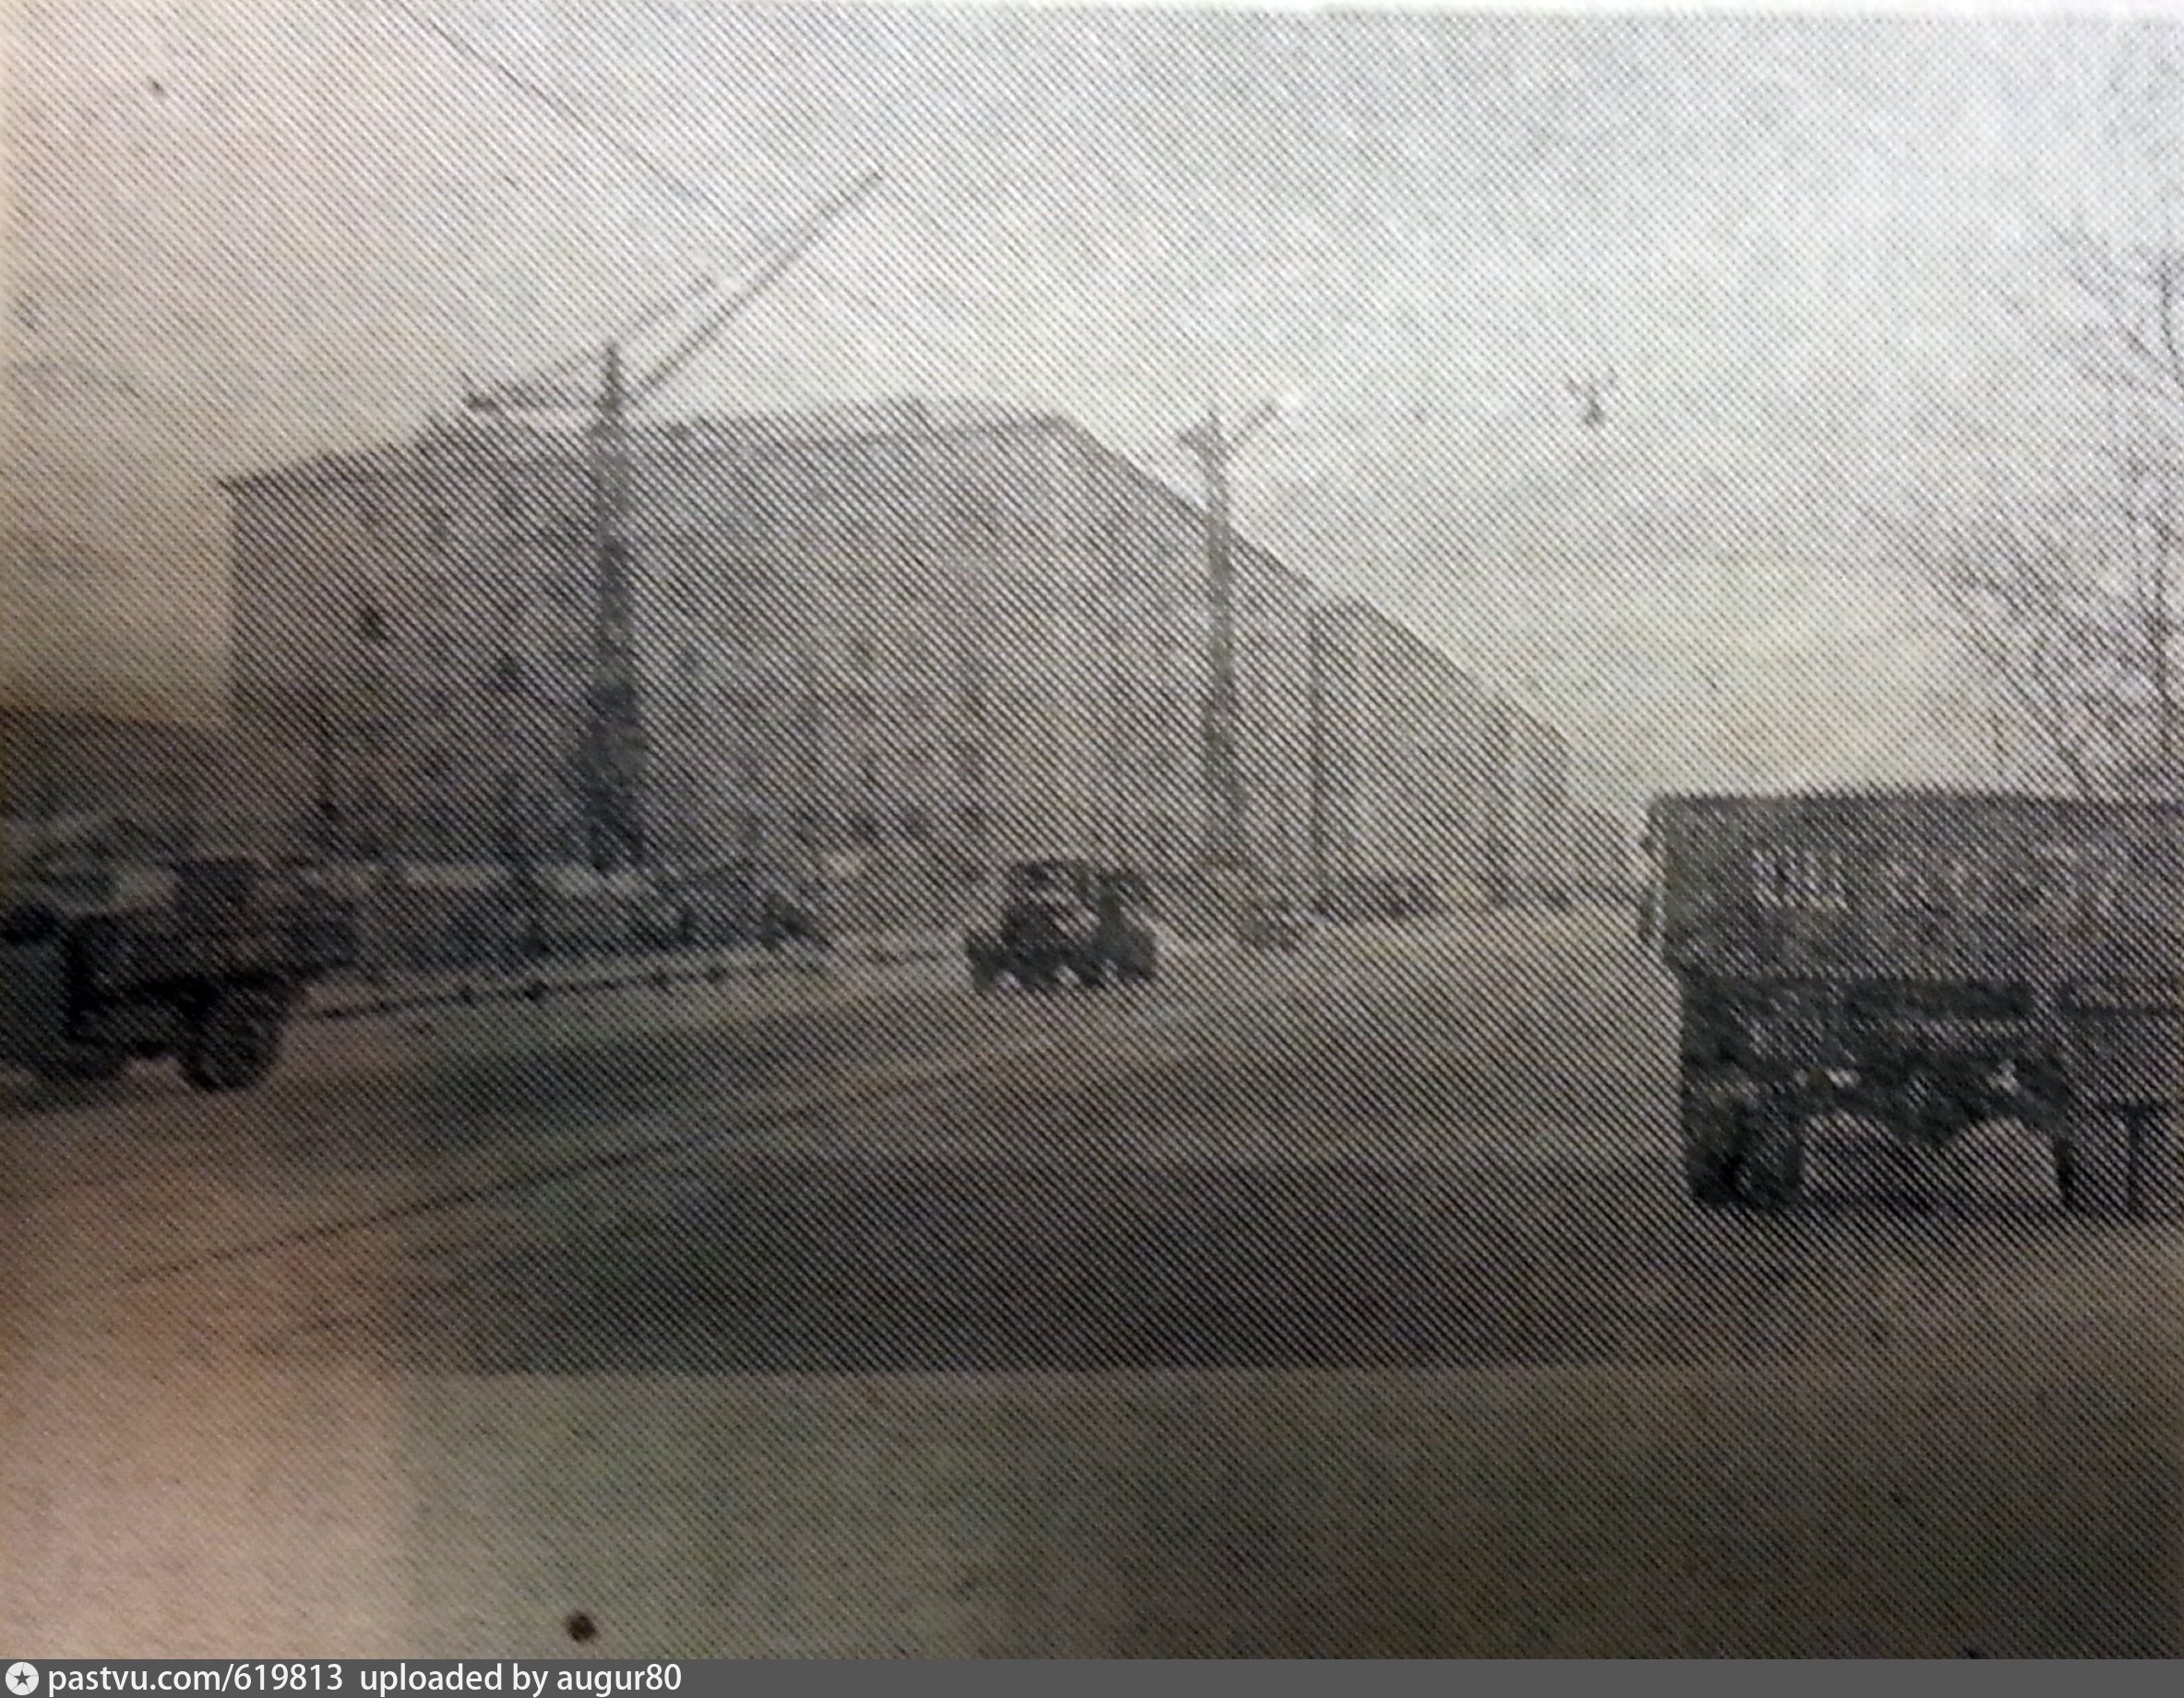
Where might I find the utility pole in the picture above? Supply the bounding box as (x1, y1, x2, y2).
(1179, 397, 1283, 907)
(463, 172, 883, 881)
(2151, 492, 2176, 795)
(578, 341, 650, 874)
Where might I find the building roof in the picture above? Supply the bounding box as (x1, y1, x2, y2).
(217, 396, 1066, 494)
(1315, 596, 1484, 691)
(221, 390, 1321, 600)
(218, 391, 1506, 722)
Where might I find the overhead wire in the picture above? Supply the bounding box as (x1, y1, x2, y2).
(378, 1, 707, 206)
(489, 212, 820, 405)
(378, 1, 972, 400)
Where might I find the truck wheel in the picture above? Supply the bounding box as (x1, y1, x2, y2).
(1736, 1100, 1806, 1210)
(1678, 1074, 1744, 1206)
(2057, 1108, 2134, 1217)
(181, 986, 287, 1093)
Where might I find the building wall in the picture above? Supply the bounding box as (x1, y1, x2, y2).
(1309, 600, 1492, 908)
(1493, 706, 1572, 903)
(228, 424, 598, 864)
(1054, 436, 1317, 890)
(1051, 433, 1206, 877)
(1309, 600, 1376, 891)
(225, 399, 1593, 926)
(224, 403, 1319, 922)
(638, 415, 1080, 926)
(1236, 551, 1317, 891)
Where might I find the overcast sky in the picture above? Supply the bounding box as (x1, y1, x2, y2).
(4, 2, 2176, 810)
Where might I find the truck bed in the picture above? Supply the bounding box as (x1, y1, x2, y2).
(1650, 790, 2184, 987)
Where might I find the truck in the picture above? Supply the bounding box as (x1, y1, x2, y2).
(1646, 789, 2182, 1217)
(0, 854, 358, 1092)
(965, 858, 1160, 992)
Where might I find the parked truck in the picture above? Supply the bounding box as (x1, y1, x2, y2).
(0, 854, 357, 1091)
(1647, 789, 2182, 1217)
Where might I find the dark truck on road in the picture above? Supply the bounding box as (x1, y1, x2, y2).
(965, 859, 1160, 992)
(0, 855, 357, 1091)
(1648, 790, 2182, 1217)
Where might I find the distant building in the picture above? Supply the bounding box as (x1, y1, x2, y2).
(0, 706, 292, 856)
(1484, 701, 1572, 905)
(1308, 600, 1494, 914)
(222, 398, 1318, 926)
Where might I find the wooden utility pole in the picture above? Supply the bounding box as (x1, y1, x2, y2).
(1179, 398, 1283, 891)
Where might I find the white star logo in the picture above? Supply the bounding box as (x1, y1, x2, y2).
(6, 1664, 39, 1695)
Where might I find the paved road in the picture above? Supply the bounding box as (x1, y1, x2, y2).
(4, 912, 2178, 1655)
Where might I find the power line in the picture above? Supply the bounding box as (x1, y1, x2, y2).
(475, 177, 881, 412)
(378, 1, 706, 204)
(380, 3, 970, 392)
(634, 172, 885, 401)
(529, 266, 737, 390)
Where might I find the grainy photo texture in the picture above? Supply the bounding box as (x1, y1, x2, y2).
(3, 0, 2180, 1658)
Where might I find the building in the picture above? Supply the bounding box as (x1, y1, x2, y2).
(1566, 804, 1635, 902)
(1308, 600, 1493, 915)
(223, 398, 1319, 927)
(221, 392, 1617, 932)
(1485, 701, 1573, 905)
(0, 706, 295, 857)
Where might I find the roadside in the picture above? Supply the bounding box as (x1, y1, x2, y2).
(304, 927, 958, 1022)
(30, 918, 1474, 1301)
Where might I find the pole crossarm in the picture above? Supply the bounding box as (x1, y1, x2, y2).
(631, 170, 884, 403)
(451, 172, 885, 876)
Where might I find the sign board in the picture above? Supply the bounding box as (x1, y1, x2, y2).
(1653, 791, 2184, 984)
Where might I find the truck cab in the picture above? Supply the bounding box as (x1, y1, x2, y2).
(965, 858, 1160, 992)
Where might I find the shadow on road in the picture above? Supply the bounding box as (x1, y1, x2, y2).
(264, 1140, 2170, 1378)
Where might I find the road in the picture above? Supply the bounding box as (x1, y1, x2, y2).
(3, 910, 2178, 1656)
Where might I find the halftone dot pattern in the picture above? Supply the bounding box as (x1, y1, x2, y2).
(4, 1, 2180, 1664)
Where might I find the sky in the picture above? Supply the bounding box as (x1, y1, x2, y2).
(4, 1, 2178, 812)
